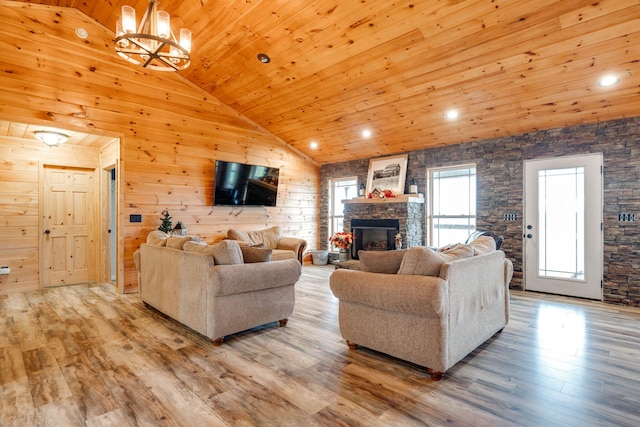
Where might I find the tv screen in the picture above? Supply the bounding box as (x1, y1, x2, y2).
(213, 160, 279, 207)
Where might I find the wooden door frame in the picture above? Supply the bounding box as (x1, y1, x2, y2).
(39, 162, 100, 288)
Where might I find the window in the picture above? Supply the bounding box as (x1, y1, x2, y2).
(428, 165, 476, 247)
(328, 177, 357, 244)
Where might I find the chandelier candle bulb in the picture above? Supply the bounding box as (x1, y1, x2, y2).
(180, 28, 192, 52)
(156, 10, 170, 38)
(121, 6, 136, 33)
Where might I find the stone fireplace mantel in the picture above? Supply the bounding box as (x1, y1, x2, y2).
(342, 194, 425, 250)
(342, 194, 425, 205)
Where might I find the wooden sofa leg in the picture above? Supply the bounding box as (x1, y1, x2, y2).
(279, 318, 288, 327)
(346, 340, 358, 350)
(427, 368, 443, 381)
(211, 337, 224, 346)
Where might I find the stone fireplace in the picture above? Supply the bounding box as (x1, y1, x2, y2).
(343, 194, 425, 259)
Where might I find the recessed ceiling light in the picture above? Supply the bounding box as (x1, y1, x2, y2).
(445, 110, 459, 120)
(598, 75, 619, 87)
(257, 53, 271, 63)
(309, 141, 318, 149)
(75, 27, 88, 39)
(362, 129, 372, 138)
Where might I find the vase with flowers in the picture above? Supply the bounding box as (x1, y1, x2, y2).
(330, 231, 353, 262)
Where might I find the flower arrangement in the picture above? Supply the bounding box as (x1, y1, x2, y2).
(330, 231, 353, 250)
(367, 189, 397, 199)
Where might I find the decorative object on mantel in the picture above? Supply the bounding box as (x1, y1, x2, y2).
(395, 233, 402, 250)
(365, 154, 408, 196)
(115, 0, 192, 71)
(367, 189, 397, 199)
(409, 178, 418, 194)
(330, 231, 353, 262)
(159, 210, 172, 233)
(358, 183, 366, 197)
(172, 221, 188, 237)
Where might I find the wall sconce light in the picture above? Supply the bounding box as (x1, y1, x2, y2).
(34, 130, 69, 147)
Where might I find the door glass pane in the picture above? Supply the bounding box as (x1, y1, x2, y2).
(538, 167, 585, 280)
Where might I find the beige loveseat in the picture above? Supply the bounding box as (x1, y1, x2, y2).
(227, 226, 307, 264)
(135, 233, 301, 344)
(330, 238, 513, 380)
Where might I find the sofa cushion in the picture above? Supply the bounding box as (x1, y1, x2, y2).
(469, 236, 496, 255)
(228, 226, 282, 249)
(397, 247, 446, 276)
(183, 240, 215, 256)
(440, 243, 474, 260)
(240, 246, 273, 263)
(166, 236, 191, 250)
(183, 240, 244, 265)
(147, 230, 169, 246)
(398, 245, 474, 276)
(210, 240, 244, 265)
(358, 249, 407, 274)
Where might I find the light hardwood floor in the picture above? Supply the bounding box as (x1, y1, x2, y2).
(2, 265, 640, 426)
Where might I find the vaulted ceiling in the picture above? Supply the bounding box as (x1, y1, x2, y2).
(12, 0, 640, 164)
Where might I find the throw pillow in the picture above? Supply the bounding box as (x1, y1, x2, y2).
(358, 250, 407, 274)
(397, 247, 446, 276)
(147, 230, 169, 246)
(210, 240, 244, 265)
(469, 236, 496, 255)
(166, 236, 191, 250)
(240, 246, 273, 263)
(189, 235, 208, 245)
(183, 241, 216, 258)
(439, 243, 474, 261)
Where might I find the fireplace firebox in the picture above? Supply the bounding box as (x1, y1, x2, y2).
(351, 219, 400, 259)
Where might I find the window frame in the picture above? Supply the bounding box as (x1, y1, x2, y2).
(328, 176, 357, 248)
(427, 164, 477, 247)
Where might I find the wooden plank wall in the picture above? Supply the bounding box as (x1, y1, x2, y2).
(0, 134, 101, 294)
(0, 2, 320, 293)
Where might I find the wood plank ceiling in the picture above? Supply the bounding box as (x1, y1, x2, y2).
(12, 0, 640, 164)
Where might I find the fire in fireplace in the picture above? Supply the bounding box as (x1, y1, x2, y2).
(350, 219, 400, 259)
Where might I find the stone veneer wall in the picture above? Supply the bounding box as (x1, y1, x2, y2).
(343, 198, 424, 249)
(320, 116, 640, 307)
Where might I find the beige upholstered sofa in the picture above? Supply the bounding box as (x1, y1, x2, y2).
(134, 233, 301, 344)
(330, 238, 513, 380)
(227, 226, 307, 264)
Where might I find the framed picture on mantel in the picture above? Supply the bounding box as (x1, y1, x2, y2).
(365, 154, 408, 196)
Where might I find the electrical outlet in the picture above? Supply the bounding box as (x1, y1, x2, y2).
(503, 213, 517, 221)
(618, 213, 635, 222)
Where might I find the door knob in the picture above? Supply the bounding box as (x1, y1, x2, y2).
(44, 229, 51, 234)
(527, 234, 533, 239)
(527, 225, 533, 230)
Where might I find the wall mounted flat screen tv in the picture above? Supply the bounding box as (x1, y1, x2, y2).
(214, 160, 280, 207)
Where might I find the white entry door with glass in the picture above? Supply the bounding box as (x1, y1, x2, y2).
(523, 154, 603, 300)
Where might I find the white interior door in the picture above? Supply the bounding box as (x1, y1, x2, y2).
(524, 154, 602, 300)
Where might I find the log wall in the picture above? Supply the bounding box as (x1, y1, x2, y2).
(0, 3, 319, 293)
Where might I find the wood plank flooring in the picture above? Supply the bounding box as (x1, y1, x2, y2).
(2, 265, 640, 426)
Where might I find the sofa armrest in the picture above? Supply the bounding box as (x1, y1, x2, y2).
(277, 237, 307, 264)
(211, 259, 301, 296)
(330, 270, 447, 318)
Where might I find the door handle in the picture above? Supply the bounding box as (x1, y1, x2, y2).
(527, 234, 533, 239)
(44, 229, 51, 235)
